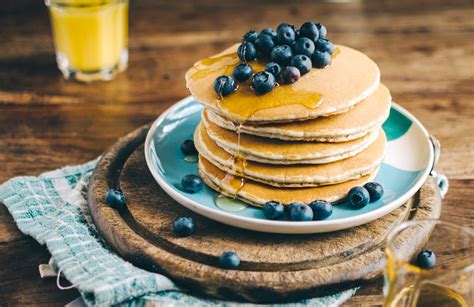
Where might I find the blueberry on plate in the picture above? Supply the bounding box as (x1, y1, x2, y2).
(276, 23, 296, 45)
(290, 54, 312, 75)
(242, 30, 258, 43)
(237, 41, 257, 62)
(213, 75, 237, 97)
(263, 201, 284, 220)
(255, 34, 275, 57)
(311, 50, 331, 68)
(289, 202, 313, 221)
(270, 45, 293, 65)
(232, 63, 253, 82)
(180, 139, 197, 156)
(219, 251, 240, 269)
(181, 174, 204, 193)
(363, 182, 384, 202)
(347, 186, 370, 208)
(309, 200, 333, 220)
(294, 37, 315, 57)
(299, 21, 319, 41)
(416, 249, 436, 269)
(173, 216, 196, 237)
(264, 62, 282, 79)
(282, 66, 301, 84)
(314, 38, 335, 54)
(105, 188, 126, 209)
(316, 23, 327, 39)
(251, 71, 276, 94)
(260, 27, 276, 39)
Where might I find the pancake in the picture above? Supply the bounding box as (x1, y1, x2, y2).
(201, 115, 381, 164)
(198, 157, 378, 206)
(195, 123, 385, 187)
(186, 44, 380, 124)
(206, 84, 391, 142)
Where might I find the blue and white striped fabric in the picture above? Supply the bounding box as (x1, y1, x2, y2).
(0, 158, 357, 306)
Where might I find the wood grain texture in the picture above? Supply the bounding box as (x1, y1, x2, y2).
(0, 0, 473, 305)
(86, 125, 441, 303)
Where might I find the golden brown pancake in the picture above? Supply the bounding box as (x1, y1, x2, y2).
(198, 157, 378, 206)
(194, 124, 385, 187)
(201, 116, 380, 164)
(206, 84, 391, 142)
(186, 44, 380, 123)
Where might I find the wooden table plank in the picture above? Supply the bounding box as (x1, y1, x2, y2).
(1, 0, 473, 305)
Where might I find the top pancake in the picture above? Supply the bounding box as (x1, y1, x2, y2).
(186, 44, 380, 123)
(206, 84, 391, 142)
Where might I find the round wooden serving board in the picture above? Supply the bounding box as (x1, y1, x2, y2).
(88, 125, 442, 303)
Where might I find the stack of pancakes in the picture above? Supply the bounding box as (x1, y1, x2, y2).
(186, 44, 391, 207)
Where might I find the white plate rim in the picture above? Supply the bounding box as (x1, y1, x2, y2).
(144, 96, 434, 234)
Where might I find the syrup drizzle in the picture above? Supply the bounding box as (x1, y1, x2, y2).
(188, 47, 341, 209)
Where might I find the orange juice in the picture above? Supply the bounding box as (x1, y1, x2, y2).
(47, 0, 128, 81)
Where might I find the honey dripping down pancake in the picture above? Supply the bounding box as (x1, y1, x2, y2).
(190, 49, 346, 200)
(186, 30, 383, 207)
(205, 84, 392, 142)
(194, 123, 386, 187)
(185, 44, 380, 123)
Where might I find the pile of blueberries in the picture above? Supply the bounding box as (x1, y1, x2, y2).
(214, 21, 335, 97)
(263, 182, 384, 221)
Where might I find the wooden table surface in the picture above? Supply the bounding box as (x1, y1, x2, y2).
(1, 0, 473, 305)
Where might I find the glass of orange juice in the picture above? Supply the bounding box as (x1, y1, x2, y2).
(45, 0, 128, 82)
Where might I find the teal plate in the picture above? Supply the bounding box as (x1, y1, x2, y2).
(145, 97, 434, 234)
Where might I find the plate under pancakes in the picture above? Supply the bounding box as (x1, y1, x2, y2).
(186, 44, 380, 123)
(195, 124, 386, 187)
(206, 84, 391, 142)
(199, 157, 378, 206)
(201, 117, 381, 164)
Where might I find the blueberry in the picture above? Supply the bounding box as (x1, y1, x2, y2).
(219, 251, 240, 269)
(347, 186, 370, 208)
(105, 188, 126, 209)
(294, 28, 300, 39)
(255, 34, 275, 57)
(290, 54, 312, 75)
(363, 182, 384, 202)
(237, 41, 257, 62)
(270, 45, 293, 65)
(264, 62, 282, 79)
(180, 139, 197, 156)
(263, 201, 284, 220)
(299, 22, 319, 41)
(276, 23, 296, 45)
(416, 249, 436, 269)
(309, 200, 333, 220)
(173, 216, 196, 237)
(213, 75, 237, 97)
(289, 202, 313, 221)
(232, 63, 253, 82)
(314, 38, 335, 54)
(251, 71, 276, 94)
(311, 50, 331, 68)
(260, 27, 276, 39)
(242, 30, 258, 43)
(284, 202, 297, 214)
(282, 66, 301, 84)
(316, 23, 327, 39)
(294, 37, 315, 57)
(181, 174, 203, 193)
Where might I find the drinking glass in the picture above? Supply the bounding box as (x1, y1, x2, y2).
(45, 0, 129, 82)
(384, 219, 473, 306)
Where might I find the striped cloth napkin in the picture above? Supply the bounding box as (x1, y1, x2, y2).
(0, 158, 357, 306)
